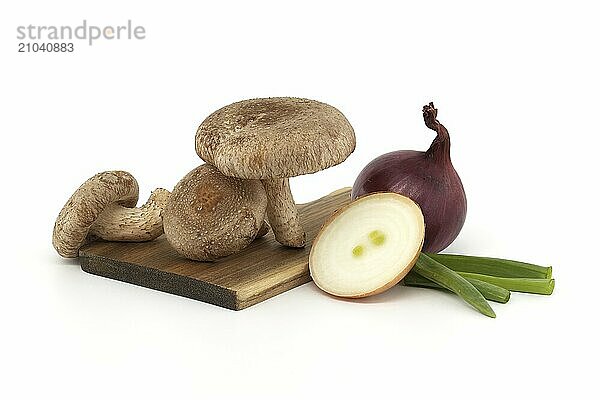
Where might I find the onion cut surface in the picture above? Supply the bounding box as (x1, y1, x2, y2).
(309, 193, 425, 298)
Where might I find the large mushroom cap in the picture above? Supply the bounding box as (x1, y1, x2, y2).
(195, 97, 356, 179)
(52, 171, 139, 258)
(163, 164, 267, 261)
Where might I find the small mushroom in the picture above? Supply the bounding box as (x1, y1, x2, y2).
(52, 171, 170, 258)
(195, 97, 355, 248)
(163, 164, 267, 261)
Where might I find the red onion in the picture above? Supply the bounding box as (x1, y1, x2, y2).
(351, 103, 467, 253)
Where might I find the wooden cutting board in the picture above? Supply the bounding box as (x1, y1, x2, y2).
(79, 188, 351, 310)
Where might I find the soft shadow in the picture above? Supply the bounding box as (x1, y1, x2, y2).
(56, 257, 82, 267)
(305, 281, 424, 305)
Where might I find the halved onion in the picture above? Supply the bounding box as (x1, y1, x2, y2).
(309, 192, 425, 298)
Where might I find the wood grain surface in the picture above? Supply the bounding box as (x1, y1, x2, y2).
(79, 188, 351, 310)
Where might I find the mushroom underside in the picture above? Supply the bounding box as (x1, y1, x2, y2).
(52, 171, 171, 258)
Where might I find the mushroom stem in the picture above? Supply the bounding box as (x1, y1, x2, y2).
(89, 188, 170, 241)
(261, 178, 305, 247)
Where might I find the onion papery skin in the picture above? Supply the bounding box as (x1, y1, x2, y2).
(351, 104, 467, 253)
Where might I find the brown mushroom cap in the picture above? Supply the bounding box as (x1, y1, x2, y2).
(52, 171, 139, 258)
(163, 164, 267, 261)
(195, 97, 356, 179)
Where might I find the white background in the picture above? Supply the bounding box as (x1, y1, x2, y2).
(1, 1, 598, 399)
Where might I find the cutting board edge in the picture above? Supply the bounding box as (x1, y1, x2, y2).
(76, 187, 352, 310)
(79, 253, 240, 310)
(235, 268, 313, 309)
